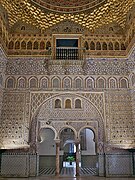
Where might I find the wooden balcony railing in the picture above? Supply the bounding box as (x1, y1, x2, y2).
(54, 47, 86, 60)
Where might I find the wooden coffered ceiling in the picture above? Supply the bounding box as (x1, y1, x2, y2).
(1, 0, 135, 32)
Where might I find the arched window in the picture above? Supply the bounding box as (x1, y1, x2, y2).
(84, 41, 89, 50)
(55, 99, 61, 108)
(109, 27, 114, 32)
(63, 78, 71, 89)
(97, 78, 105, 88)
(121, 43, 126, 50)
(52, 78, 60, 88)
(21, 26, 25, 30)
(109, 78, 117, 88)
(40, 41, 45, 50)
(7, 78, 15, 88)
(96, 42, 101, 50)
(18, 78, 26, 88)
(90, 41, 95, 50)
(9, 41, 14, 49)
(29, 78, 37, 88)
(108, 42, 113, 50)
(65, 99, 71, 108)
(129, 36, 132, 43)
(86, 78, 94, 89)
(120, 78, 128, 88)
(0, 75, 3, 86)
(131, 74, 135, 86)
(132, 29, 134, 38)
(115, 42, 120, 50)
(46, 41, 51, 50)
(27, 41, 32, 50)
(33, 41, 38, 49)
(21, 41, 26, 49)
(40, 78, 48, 88)
(75, 78, 82, 89)
(75, 99, 81, 108)
(6, 40, 8, 47)
(0, 27, 2, 36)
(102, 42, 107, 50)
(15, 41, 20, 49)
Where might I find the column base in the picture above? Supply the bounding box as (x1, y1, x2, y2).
(55, 173, 60, 176)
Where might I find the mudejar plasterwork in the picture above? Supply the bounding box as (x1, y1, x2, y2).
(0, 0, 135, 177)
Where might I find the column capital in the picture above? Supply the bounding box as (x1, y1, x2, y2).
(54, 139, 60, 144)
(75, 139, 80, 145)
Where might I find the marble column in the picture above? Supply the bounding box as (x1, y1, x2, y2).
(75, 141, 80, 176)
(55, 140, 60, 176)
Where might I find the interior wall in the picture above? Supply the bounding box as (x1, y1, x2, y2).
(0, 48, 6, 126)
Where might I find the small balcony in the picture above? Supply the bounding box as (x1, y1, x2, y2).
(49, 47, 86, 66)
(55, 47, 85, 60)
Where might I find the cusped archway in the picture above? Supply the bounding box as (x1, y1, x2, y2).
(29, 93, 105, 154)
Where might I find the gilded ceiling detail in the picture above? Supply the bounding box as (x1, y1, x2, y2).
(1, 0, 135, 32)
(30, 0, 106, 13)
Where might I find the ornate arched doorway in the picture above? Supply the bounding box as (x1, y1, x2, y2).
(60, 128, 76, 165)
(29, 92, 105, 176)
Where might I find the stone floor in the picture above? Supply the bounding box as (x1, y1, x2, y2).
(39, 167, 97, 176)
(0, 177, 135, 180)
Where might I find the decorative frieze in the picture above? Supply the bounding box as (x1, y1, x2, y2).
(6, 57, 128, 76)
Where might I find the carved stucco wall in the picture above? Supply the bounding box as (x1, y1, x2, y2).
(1, 89, 134, 151)
(127, 46, 135, 151)
(0, 92, 29, 149)
(105, 90, 134, 150)
(0, 47, 7, 148)
(1, 47, 135, 151)
(131, 87, 135, 137)
(6, 57, 128, 76)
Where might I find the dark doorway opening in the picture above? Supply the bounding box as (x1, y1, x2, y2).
(56, 39, 78, 48)
(56, 39, 78, 60)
